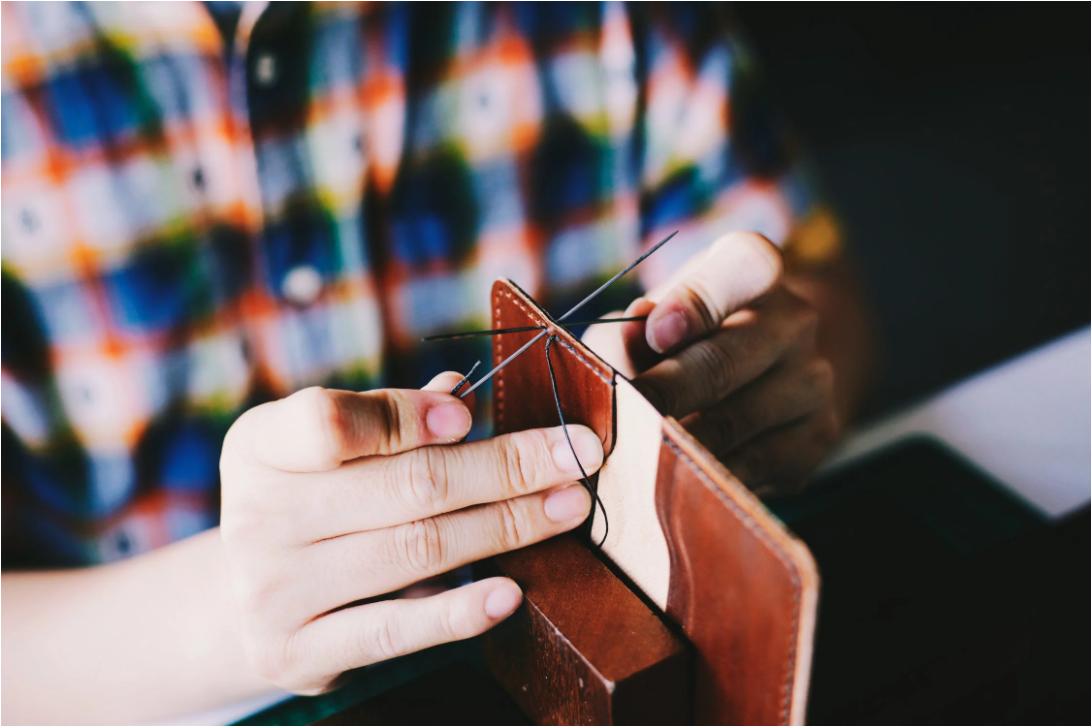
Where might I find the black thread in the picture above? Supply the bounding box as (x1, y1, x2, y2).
(430, 230, 678, 549)
(453, 230, 677, 398)
(556, 230, 678, 323)
(424, 325, 544, 342)
(545, 334, 609, 547)
(421, 316, 648, 342)
(449, 360, 481, 396)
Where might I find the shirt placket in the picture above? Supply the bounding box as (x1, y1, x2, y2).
(221, 1, 286, 392)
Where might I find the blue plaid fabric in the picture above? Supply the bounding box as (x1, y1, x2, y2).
(1, 1, 831, 567)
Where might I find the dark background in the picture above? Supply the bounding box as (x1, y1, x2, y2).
(734, 4, 1091, 417)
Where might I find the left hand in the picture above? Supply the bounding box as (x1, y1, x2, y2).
(583, 231, 841, 497)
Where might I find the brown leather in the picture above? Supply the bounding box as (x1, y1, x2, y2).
(487, 278, 819, 726)
(657, 420, 818, 726)
(491, 280, 616, 456)
(481, 535, 691, 726)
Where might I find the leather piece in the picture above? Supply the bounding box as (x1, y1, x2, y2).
(487, 278, 819, 726)
(491, 280, 616, 455)
(657, 419, 818, 726)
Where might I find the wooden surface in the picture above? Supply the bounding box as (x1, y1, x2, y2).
(481, 534, 690, 726)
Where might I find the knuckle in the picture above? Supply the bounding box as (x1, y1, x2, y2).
(295, 387, 346, 466)
(495, 499, 530, 550)
(404, 447, 450, 512)
(504, 443, 530, 495)
(373, 390, 407, 453)
(498, 433, 540, 496)
(678, 279, 722, 331)
(373, 617, 405, 660)
(443, 601, 471, 641)
(395, 518, 446, 575)
(692, 340, 737, 401)
(220, 404, 270, 469)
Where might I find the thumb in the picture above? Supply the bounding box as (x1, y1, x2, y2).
(422, 370, 478, 423)
(645, 232, 783, 354)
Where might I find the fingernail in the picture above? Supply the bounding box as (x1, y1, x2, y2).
(484, 584, 523, 619)
(648, 310, 688, 353)
(551, 427, 604, 474)
(426, 402, 471, 439)
(544, 484, 592, 523)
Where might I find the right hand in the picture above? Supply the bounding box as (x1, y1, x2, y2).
(219, 372, 602, 695)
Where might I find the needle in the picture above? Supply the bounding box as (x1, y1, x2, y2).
(420, 316, 649, 342)
(454, 231, 677, 399)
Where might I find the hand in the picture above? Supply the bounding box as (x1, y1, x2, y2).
(584, 231, 840, 496)
(219, 374, 602, 694)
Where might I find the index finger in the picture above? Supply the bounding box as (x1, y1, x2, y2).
(644, 231, 784, 354)
(287, 423, 604, 539)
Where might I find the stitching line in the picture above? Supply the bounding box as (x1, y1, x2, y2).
(493, 288, 613, 431)
(494, 299, 505, 430)
(663, 437, 801, 726)
(550, 336, 613, 385)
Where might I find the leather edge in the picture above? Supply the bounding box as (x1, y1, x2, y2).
(490, 279, 617, 455)
(493, 279, 618, 379)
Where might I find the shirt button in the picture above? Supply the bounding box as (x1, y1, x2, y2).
(254, 52, 278, 87)
(20, 208, 39, 234)
(282, 265, 323, 306)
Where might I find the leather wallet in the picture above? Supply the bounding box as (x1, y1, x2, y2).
(488, 279, 819, 726)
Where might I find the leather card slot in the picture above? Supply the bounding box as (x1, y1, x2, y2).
(658, 419, 818, 726)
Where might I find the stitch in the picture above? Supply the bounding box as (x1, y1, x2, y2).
(494, 301, 505, 429)
(465, 232, 678, 400)
(493, 287, 614, 543)
(550, 335, 615, 386)
(663, 436, 801, 726)
(496, 288, 613, 383)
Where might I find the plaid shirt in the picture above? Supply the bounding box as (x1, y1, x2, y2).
(1, 1, 833, 568)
